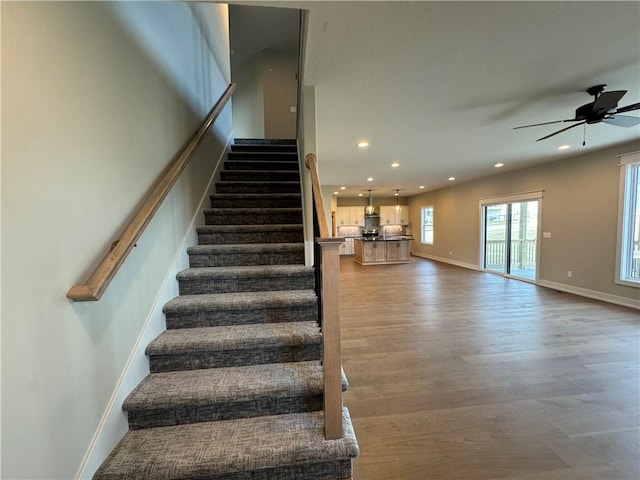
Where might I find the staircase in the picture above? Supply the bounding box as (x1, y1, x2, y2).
(93, 139, 358, 480)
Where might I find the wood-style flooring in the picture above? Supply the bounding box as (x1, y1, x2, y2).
(339, 256, 639, 480)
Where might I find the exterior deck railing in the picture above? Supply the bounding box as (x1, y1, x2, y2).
(485, 239, 537, 269)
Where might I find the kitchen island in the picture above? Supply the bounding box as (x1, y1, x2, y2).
(353, 237, 412, 265)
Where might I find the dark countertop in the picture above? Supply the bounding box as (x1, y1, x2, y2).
(354, 236, 413, 242)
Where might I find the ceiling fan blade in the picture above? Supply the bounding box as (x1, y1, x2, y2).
(604, 115, 640, 128)
(513, 119, 575, 130)
(536, 122, 585, 142)
(615, 102, 640, 114)
(593, 90, 626, 113)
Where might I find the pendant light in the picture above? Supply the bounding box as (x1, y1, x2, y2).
(394, 189, 401, 213)
(365, 190, 375, 215)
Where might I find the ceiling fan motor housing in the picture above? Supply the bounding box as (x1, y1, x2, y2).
(576, 102, 606, 124)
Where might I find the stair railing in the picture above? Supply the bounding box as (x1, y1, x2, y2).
(304, 153, 345, 440)
(67, 83, 236, 302)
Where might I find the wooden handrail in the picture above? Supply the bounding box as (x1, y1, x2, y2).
(304, 154, 330, 239)
(305, 153, 344, 440)
(67, 83, 236, 301)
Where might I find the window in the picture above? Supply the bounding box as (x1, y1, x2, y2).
(421, 206, 434, 245)
(617, 152, 640, 286)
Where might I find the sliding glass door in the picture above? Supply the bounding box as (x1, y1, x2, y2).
(482, 200, 538, 280)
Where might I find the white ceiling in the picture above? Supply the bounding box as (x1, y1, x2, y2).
(229, 1, 640, 197)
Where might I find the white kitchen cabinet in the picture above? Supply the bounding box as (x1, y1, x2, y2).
(350, 207, 365, 227)
(337, 206, 365, 226)
(336, 207, 350, 226)
(379, 205, 410, 225)
(339, 237, 355, 255)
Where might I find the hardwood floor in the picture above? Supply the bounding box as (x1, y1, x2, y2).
(339, 256, 639, 480)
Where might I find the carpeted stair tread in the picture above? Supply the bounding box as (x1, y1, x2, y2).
(93, 408, 358, 480)
(147, 322, 321, 356)
(188, 243, 303, 253)
(230, 144, 297, 152)
(178, 264, 313, 280)
(197, 224, 303, 233)
(204, 207, 303, 214)
(224, 160, 299, 171)
(124, 361, 349, 411)
(214, 181, 301, 194)
(187, 243, 305, 268)
(209, 194, 302, 209)
(220, 170, 299, 182)
(233, 138, 296, 145)
(163, 290, 317, 314)
(146, 322, 322, 372)
(178, 265, 314, 294)
(203, 208, 303, 226)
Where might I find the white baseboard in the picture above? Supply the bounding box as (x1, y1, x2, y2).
(411, 251, 479, 271)
(411, 251, 640, 311)
(536, 279, 640, 310)
(75, 133, 233, 479)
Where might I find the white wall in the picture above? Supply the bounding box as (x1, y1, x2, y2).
(231, 51, 266, 138)
(1, 2, 231, 478)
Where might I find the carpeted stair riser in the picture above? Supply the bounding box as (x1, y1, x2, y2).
(210, 193, 302, 209)
(224, 160, 299, 171)
(197, 225, 303, 245)
(234, 138, 297, 145)
(146, 322, 322, 373)
(215, 181, 301, 194)
(149, 343, 322, 373)
(204, 208, 302, 226)
(225, 150, 300, 163)
(230, 145, 297, 153)
(220, 170, 300, 182)
(163, 291, 319, 329)
(188, 248, 304, 268)
(178, 266, 314, 295)
(92, 408, 358, 480)
(164, 304, 318, 329)
(124, 362, 348, 429)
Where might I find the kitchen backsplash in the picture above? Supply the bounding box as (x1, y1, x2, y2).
(337, 225, 410, 238)
(336, 226, 362, 238)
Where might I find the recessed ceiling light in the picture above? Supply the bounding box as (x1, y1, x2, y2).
(358, 193, 364, 197)
(419, 185, 425, 189)
(494, 163, 504, 168)
(391, 161, 400, 168)
(333, 191, 339, 195)
(558, 144, 571, 150)
(340, 186, 346, 190)
(449, 177, 456, 181)
(357, 141, 370, 148)
(367, 177, 374, 182)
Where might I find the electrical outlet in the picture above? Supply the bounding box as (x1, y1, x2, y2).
(449, 251, 453, 256)
(567, 271, 572, 278)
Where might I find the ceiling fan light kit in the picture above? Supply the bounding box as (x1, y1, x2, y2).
(514, 84, 640, 143)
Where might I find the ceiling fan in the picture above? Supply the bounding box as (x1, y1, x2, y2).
(514, 84, 640, 142)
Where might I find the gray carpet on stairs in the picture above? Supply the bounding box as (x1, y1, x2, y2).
(93, 139, 357, 479)
(94, 408, 358, 480)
